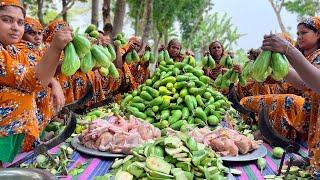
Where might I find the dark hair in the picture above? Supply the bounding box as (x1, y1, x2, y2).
(209, 40, 224, 57)
(0, 6, 26, 17)
(298, 22, 319, 33)
(103, 23, 113, 33)
(296, 23, 320, 54)
(167, 38, 181, 50)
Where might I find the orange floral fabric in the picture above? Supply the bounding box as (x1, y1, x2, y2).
(43, 20, 128, 107)
(303, 49, 320, 172)
(120, 37, 150, 91)
(119, 37, 139, 56)
(0, 42, 43, 151)
(0, 0, 24, 9)
(15, 41, 55, 151)
(240, 94, 306, 140)
(240, 48, 320, 172)
(43, 20, 91, 105)
(236, 77, 283, 100)
(24, 17, 43, 32)
(43, 19, 68, 44)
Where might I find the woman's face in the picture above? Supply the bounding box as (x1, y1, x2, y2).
(297, 24, 320, 50)
(168, 42, 181, 58)
(0, 6, 24, 46)
(23, 30, 43, 47)
(132, 41, 141, 52)
(210, 42, 223, 59)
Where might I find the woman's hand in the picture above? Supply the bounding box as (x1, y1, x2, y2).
(145, 45, 152, 52)
(261, 34, 292, 54)
(50, 79, 65, 112)
(158, 44, 166, 52)
(51, 26, 73, 51)
(232, 64, 242, 73)
(221, 68, 229, 74)
(138, 42, 147, 57)
(185, 49, 195, 57)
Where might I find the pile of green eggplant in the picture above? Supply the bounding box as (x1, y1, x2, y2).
(121, 56, 232, 130)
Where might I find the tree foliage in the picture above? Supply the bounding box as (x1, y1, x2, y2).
(188, 12, 244, 54)
(176, 0, 212, 43)
(284, 0, 320, 19)
(24, 0, 87, 24)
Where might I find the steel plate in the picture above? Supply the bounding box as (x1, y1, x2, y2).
(0, 168, 56, 180)
(220, 145, 267, 162)
(71, 136, 126, 158)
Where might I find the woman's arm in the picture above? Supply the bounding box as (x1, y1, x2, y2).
(35, 27, 73, 87)
(262, 34, 320, 94)
(49, 78, 65, 112)
(284, 46, 320, 93)
(114, 45, 123, 69)
(283, 68, 308, 90)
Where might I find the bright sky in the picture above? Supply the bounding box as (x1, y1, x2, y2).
(213, 0, 298, 50)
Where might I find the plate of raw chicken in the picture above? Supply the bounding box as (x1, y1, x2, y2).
(168, 126, 266, 162)
(71, 115, 161, 158)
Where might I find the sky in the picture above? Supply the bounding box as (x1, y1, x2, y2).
(213, 0, 298, 50)
(70, 0, 300, 51)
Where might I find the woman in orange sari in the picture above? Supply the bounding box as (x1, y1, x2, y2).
(120, 36, 150, 91)
(241, 17, 320, 175)
(0, 0, 72, 163)
(203, 40, 240, 81)
(44, 20, 136, 106)
(22, 17, 44, 53)
(166, 38, 185, 62)
(15, 17, 65, 142)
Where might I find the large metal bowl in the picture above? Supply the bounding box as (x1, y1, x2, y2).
(0, 168, 56, 180)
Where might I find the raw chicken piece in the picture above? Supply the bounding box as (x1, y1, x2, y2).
(165, 127, 263, 157)
(203, 133, 239, 156)
(79, 115, 161, 154)
(188, 127, 211, 142)
(97, 132, 113, 151)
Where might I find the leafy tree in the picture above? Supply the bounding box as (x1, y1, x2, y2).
(176, 0, 212, 47)
(268, 0, 286, 33)
(284, 0, 320, 19)
(24, 0, 87, 25)
(188, 12, 244, 55)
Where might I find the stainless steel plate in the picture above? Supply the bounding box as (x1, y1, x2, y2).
(71, 136, 126, 158)
(0, 168, 56, 180)
(220, 145, 268, 162)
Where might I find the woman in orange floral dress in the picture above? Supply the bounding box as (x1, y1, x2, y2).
(166, 38, 185, 62)
(43, 20, 91, 104)
(0, 0, 72, 163)
(44, 20, 137, 106)
(241, 17, 320, 175)
(14, 17, 65, 146)
(203, 40, 241, 81)
(119, 36, 150, 91)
